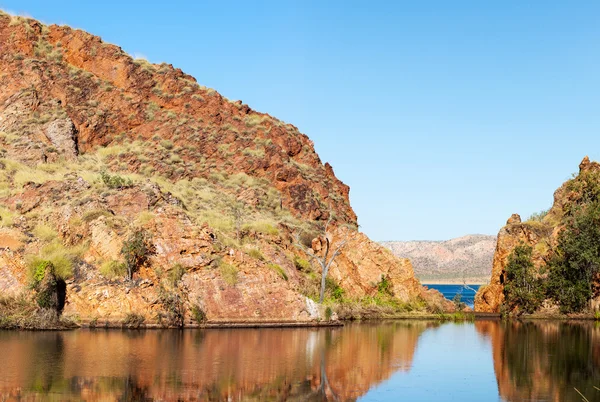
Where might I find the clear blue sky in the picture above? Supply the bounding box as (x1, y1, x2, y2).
(2, 1, 600, 241)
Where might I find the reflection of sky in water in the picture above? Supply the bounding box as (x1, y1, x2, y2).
(361, 323, 501, 402)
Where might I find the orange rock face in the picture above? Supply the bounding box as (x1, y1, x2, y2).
(0, 11, 444, 325)
(0, 11, 354, 224)
(475, 156, 600, 313)
(474, 215, 550, 312)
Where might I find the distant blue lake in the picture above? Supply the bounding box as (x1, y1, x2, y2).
(423, 284, 481, 308)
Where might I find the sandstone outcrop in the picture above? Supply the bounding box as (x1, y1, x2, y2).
(474, 215, 550, 312)
(0, 11, 445, 325)
(475, 156, 599, 313)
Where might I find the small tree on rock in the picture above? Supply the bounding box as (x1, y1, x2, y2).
(503, 243, 542, 314)
(295, 217, 350, 303)
(121, 230, 154, 281)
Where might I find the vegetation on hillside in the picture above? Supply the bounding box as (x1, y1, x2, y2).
(503, 244, 542, 314)
(503, 168, 600, 314)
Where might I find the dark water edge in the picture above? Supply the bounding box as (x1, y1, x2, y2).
(2, 320, 600, 401)
(423, 283, 481, 308)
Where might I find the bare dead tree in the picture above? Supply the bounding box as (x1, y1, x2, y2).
(461, 279, 479, 294)
(316, 346, 340, 401)
(295, 216, 349, 304)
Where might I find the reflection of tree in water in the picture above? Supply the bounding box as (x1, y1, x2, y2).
(306, 330, 342, 402)
(502, 321, 600, 402)
(118, 375, 152, 402)
(28, 332, 66, 394)
(5, 322, 431, 401)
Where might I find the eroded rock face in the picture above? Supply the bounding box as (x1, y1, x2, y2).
(326, 227, 421, 302)
(0, 249, 27, 297)
(0, 11, 444, 324)
(475, 156, 600, 313)
(44, 118, 78, 159)
(0, 11, 355, 224)
(474, 215, 551, 313)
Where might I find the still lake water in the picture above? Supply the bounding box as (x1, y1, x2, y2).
(1, 321, 599, 401)
(424, 284, 481, 308)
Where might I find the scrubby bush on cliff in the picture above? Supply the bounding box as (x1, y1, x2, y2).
(157, 288, 184, 327)
(29, 261, 66, 313)
(123, 313, 145, 328)
(293, 257, 311, 272)
(527, 209, 549, 222)
(546, 202, 600, 313)
(101, 171, 133, 189)
(191, 304, 206, 323)
(99, 260, 127, 279)
(121, 230, 154, 281)
(168, 263, 186, 286)
(268, 263, 288, 281)
(453, 293, 466, 310)
(27, 242, 85, 281)
(294, 222, 349, 303)
(218, 260, 238, 285)
(377, 275, 393, 297)
(503, 244, 543, 314)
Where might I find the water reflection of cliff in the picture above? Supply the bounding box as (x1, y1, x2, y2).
(0, 321, 436, 401)
(476, 320, 600, 402)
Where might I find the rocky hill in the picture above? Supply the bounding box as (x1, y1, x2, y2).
(476, 157, 600, 314)
(0, 11, 450, 327)
(381, 235, 495, 282)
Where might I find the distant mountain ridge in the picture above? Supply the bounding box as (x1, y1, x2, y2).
(381, 235, 495, 282)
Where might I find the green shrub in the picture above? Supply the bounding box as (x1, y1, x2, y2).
(30, 260, 52, 288)
(82, 209, 112, 222)
(248, 248, 265, 261)
(121, 230, 154, 281)
(191, 305, 206, 323)
(527, 209, 549, 222)
(377, 275, 393, 297)
(27, 242, 85, 281)
(294, 257, 311, 272)
(0, 207, 15, 228)
(453, 293, 466, 310)
(101, 171, 133, 189)
(123, 313, 145, 328)
(242, 221, 279, 236)
(168, 263, 186, 286)
(325, 306, 333, 321)
(268, 263, 288, 281)
(503, 244, 543, 314)
(326, 277, 344, 301)
(100, 260, 126, 279)
(29, 261, 65, 312)
(219, 261, 238, 285)
(547, 202, 600, 313)
(32, 224, 57, 242)
(160, 140, 174, 150)
(157, 289, 184, 327)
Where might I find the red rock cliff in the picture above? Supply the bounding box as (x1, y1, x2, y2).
(0, 11, 443, 324)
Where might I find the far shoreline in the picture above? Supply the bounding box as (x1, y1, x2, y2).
(421, 280, 488, 285)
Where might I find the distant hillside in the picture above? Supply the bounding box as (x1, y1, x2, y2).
(381, 235, 495, 283)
